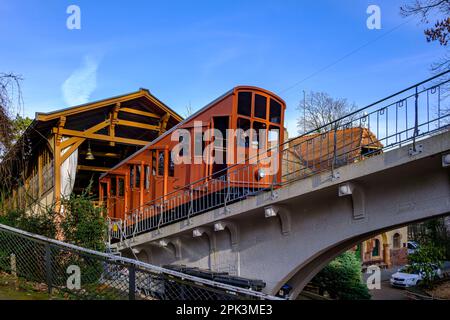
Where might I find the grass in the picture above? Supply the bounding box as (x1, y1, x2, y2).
(0, 272, 51, 300)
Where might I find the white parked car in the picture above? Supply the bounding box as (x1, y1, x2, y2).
(407, 241, 420, 255)
(390, 264, 442, 288)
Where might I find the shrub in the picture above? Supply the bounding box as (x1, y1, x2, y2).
(60, 185, 106, 252)
(311, 252, 371, 300)
(0, 206, 57, 239)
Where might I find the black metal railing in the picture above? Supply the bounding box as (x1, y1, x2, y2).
(0, 223, 280, 300)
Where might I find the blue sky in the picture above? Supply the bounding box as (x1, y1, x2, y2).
(0, 0, 447, 135)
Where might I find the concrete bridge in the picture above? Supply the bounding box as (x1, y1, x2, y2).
(115, 129, 450, 299)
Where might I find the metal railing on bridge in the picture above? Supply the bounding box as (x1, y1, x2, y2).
(0, 223, 280, 300)
(109, 70, 450, 243)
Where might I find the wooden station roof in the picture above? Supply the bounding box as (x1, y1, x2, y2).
(0, 88, 183, 187)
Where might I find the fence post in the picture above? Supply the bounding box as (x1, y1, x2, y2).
(413, 86, 419, 151)
(331, 125, 338, 178)
(128, 265, 136, 300)
(45, 243, 52, 295)
(10, 253, 17, 277)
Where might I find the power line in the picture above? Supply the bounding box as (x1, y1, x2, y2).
(278, 18, 414, 96)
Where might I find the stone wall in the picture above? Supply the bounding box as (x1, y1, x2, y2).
(390, 248, 408, 267)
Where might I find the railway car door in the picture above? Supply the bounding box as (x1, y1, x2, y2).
(127, 164, 141, 213)
(115, 176, 125, 219)
(154, 150, 166, 200)
(108, 177, 118, 218)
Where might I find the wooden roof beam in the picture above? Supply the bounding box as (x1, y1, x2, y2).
(60, 120, 110, 149)
(116, 119, 160, 131)
(120, 107, 160, 119)
(77, 165, 110, 173)
(52, 128, 149, 146)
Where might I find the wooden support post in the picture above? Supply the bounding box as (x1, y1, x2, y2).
(159, 113, 170, 136)
(109, 103, 120, 147)
(54, 137, 61, 208)
(54, 116, 65, 209)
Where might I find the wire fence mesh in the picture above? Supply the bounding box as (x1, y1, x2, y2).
(0, 223, 280, 300)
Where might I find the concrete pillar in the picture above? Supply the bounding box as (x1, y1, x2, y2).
(383, 243, 391, 268)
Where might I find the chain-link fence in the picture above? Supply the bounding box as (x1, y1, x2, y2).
(0, 223, 280, 300)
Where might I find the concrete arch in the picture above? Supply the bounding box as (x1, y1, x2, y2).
(214, 221, 239, 250)
(193, 227, 216, 269)
(279, 215, 448, 299)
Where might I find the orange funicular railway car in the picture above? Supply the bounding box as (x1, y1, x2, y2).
(100, 86, 286, 237)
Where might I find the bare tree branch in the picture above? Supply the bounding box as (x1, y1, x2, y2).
(0, 73, 23, 158)
(297, 91, 360, 135)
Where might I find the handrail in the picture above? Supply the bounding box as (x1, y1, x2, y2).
(0, 222, 282, 300)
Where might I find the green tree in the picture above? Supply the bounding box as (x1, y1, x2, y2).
(410, 217, 450, 260)
(10, 114, 32, 144)
(311, 252, 371, 300)
(408, 243, 445, 287)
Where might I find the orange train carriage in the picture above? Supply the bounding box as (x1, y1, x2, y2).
(100, 87, 384, 238)
(99, 86, 286, 222)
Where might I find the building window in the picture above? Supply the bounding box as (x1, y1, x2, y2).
(393, 233, 401, 249)
(372, 239, 380, 257)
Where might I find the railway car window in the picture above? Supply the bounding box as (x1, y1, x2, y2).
(252, 121, 267, 149)
(129, 166, 134, 188)
(158, 151, 165, 176)
(268, 126, 280, 144)
(145, 166, 150, 189)
(135, 165, 141, 188)
(179, 135, 184, 157)
(111, 177, 116, 196)
(237, 118, 251, 147)
(101, 183, 107, 200)
(254, 94, 267, 120)
(238, 92, 252, 117)
(270, 99, 282, 124)
(194, 132, 205, 157)
(168, 152, 175, 177)
(118, 178, 124, 197)
(152, 152, 156, 175)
